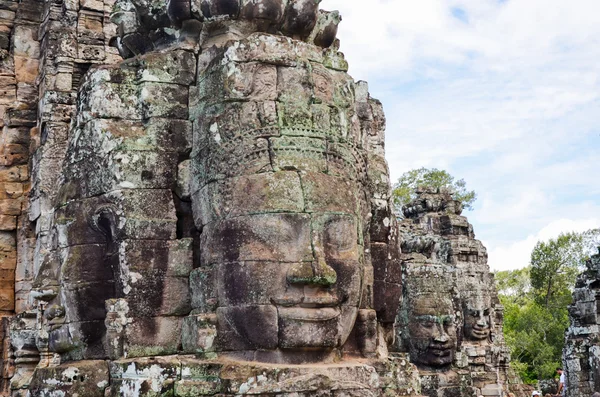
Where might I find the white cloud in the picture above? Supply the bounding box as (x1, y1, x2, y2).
(488, 218, 600, 271)
(322, 0, 600, 270)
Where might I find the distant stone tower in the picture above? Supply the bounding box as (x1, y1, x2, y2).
(396, 188, 511, 397)
(563, 247, 600, 397)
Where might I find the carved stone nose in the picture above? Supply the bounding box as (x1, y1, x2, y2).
(287, 258, 337, 287)
(433, 325, 450, 343)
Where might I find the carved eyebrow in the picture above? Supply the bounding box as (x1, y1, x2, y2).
(415, 315, 456, 323)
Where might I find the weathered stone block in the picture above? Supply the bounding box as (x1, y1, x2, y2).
(193, 172, 304, 225)
(137, 50, 197, 85)
(215, 261, 300, 306)
(28, 360, 110, 397)
(0, 165, 28, 182)
(224, 62, 277, 101)
(216, 305, 278, 350)
(62, 281, 117, 322)
(177, 159, 191, 200)
(226, 33, 324, 66)
(0, 198, 22, 215)
(0, 249, 17, 270)
(301, 172, 358, 213)
(0, 76, 16, 105)
(127, 274, 191, 317)
(270, 136, 327, 172)
(0, 183, 23, 200)
(14, 56, 39, 84)
(109, 357, 181, 395)
(0, 215, 16, 231)
(111, 150, 179, 190)
(200, 214, 312, 264)
(0, 231, 15, 252)
(78, 43, 106, 61)
(122, 239, 193, 277)
(0, 287, 14, 311)
(116, 189, 178, 240)
(12, 25, 39, 58)
(80, 0, 104, 11)
(82, 77, 142, 120)
(181, 315, 217, 354)
(59, 244, 115, 282)
(190, 267, 217, 312)
(126, 316, 183, 357)
(140, 82, 189, 119)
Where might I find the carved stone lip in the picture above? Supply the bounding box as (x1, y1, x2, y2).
(271, 295, 340, 306)
(470, 328, 490, 338)
(278, 307, 340, 322)
(428, 346, 453, 357)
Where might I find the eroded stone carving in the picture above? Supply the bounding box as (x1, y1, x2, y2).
(404, 292, 458, 368)
(184, 29, 373, 362)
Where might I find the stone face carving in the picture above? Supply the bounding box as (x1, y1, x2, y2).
(563, 247, 600, 397)
(463, 293, 492, 341)
(188, 30, 371, 362)
(405, 293, 457, 367)
(460, 278, 495, 344)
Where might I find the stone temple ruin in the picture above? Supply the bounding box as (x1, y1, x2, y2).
(0, 0, 517, 395)
(563, 248, 600, 397)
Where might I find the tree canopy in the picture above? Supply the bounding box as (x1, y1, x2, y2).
(392, 168, 477, 214)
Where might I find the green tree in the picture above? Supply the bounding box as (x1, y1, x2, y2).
(530, 229, 600, 309)
(495, 267, 531, 306)
(496, 228, 600, 383)
(392, 168, 477, 213)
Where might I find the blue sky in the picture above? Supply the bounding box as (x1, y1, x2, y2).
(324, 0, 600, 270)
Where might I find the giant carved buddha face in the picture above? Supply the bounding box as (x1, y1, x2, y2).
(192, 130, 368, 363)
(405, 295, 457, 367)
(200, 185, 364, 361)
(190, 30, 370, 362)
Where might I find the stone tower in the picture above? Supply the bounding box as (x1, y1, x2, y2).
(0, 0, 514, 395)
(563, 247, 600, 397)
(396, 188, 511, 397)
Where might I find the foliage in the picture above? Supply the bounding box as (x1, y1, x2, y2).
(391, 168, 477, 214)
(496, 229, 600, 383)
(495, 267, 531, 305)
(530, 229, 600, 308)
(501, 293, 567, 381)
